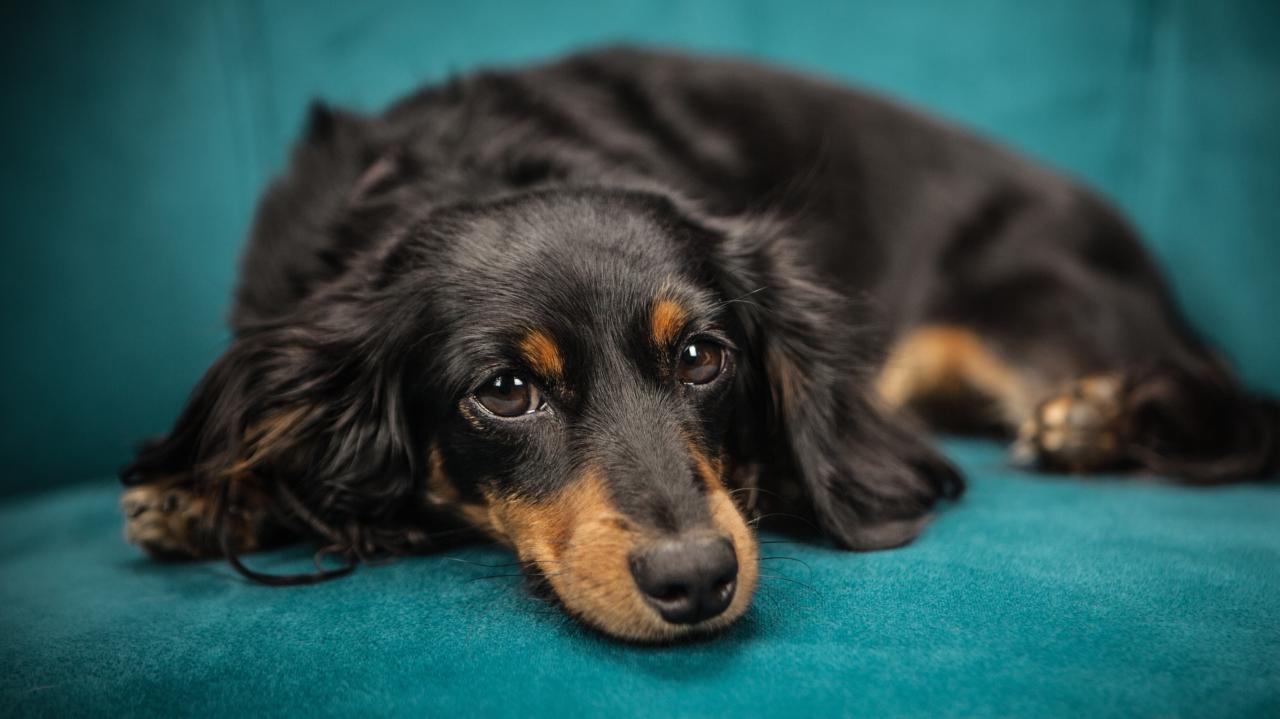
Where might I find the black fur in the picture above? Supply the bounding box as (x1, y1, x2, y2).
(125, 47, 1276, 576)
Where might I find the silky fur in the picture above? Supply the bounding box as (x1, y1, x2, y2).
(122, 47, 1277, 642)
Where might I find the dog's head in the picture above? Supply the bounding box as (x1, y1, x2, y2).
(127, 187, 959, 642)
(414, 190, 762, 640)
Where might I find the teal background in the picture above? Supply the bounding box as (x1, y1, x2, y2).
(1, 0, 1279, 496)
(1, 3, 1278, 716)
(3, 441, 1277, 716)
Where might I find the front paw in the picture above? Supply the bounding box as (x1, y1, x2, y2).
(121, 481, 267, 558)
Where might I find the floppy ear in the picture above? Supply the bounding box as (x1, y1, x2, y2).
(122, 290, 428, 554)
(715, 224, 964, 550)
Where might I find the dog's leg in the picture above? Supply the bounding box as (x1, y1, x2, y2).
(876, 324, 1042, 433)
(121, 476, 273, 559)
(875, 324, 1122, 470)
(878, 322, 1277, 482)
(875, 188, 1277, 482)
(879, 329, 1277, 483)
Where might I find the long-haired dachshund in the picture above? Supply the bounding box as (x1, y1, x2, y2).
(120, 48, 1278, 642)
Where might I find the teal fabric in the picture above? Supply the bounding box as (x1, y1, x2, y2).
(3, 3, 1279, 716)
(2, 441, 1277, 717)
(2, 0, 1279, 495)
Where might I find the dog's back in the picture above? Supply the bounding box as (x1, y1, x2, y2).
(232, 47, 1061, 329)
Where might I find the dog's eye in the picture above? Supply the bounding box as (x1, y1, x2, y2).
(676, 341, 725, 385)
(475, 374, 543, 417)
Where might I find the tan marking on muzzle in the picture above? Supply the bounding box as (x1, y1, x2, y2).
(481, 462, 758, 642)
(688, 439, 758, 633)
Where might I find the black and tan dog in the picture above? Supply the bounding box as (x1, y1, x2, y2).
(120, 48, 1278, 642)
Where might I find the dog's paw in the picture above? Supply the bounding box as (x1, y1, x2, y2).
(121, 482, 267, 558)
(1011, 375, 1127, 473)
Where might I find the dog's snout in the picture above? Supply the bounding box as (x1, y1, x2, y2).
(628, 534, 738, 624)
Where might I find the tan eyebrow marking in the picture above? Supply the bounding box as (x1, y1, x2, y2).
(650, 297, 688, 348)
(518, 328, 564, 381)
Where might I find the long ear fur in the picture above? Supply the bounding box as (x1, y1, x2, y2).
(715, 221, 964, 550)
(122, 289, 429, 555)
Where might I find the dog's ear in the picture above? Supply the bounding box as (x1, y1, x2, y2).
(122, 288, 425, 543)
(714, 224, 964, 550)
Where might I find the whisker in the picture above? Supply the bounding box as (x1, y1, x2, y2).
(758, 556, 812, 572)
(468, 571, 564, 583)
(748, 512, 821, 532)
(467, 573, 527, 582)
(709, 286, 769, 313)
(442, 556, 563, 569)
(728, 486, 784, 499)
(441, 556, 525, 569)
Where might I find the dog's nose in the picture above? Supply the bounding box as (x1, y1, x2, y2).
(628, 534, 738, 624)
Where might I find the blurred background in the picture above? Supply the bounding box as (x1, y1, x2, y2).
(2, 0, 1277, 497)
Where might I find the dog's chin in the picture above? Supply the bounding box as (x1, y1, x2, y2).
(589, 607, 750, 644)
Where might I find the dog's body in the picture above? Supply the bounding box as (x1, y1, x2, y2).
(121, 48, 1277, 641)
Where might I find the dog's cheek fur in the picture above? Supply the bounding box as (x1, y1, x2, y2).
(715, 224, 964, 550)
(486, 471, 659, 640)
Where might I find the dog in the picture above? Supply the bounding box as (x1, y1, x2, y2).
(120, 47, 1278, 642)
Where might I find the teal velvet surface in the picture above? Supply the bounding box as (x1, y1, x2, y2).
(2, 3, 1279, 716)
(2, 0, 1279, 495)
(2, 441, 1277, 717)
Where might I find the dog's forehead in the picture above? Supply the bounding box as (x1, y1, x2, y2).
(417, 191, 728, 389)
(439, 192, 700, 326)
